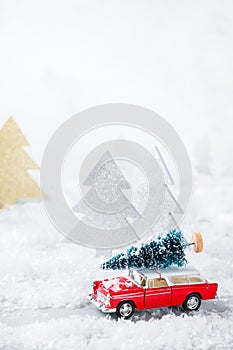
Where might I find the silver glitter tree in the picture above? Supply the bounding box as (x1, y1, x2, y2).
(73, 152, 140, 256)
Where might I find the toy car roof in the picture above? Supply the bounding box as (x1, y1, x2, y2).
(137, 265, 200, 278)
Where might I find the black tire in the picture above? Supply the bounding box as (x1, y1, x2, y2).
(182, 293, 201, 311)
(116, 301, 135, 319)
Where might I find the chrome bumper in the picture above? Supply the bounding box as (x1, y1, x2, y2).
(87, 295, 116, 313)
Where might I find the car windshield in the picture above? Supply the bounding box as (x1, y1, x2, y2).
(129, 269, 147, 287)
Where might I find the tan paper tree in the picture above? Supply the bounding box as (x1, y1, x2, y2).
(0, 117, 41, 208)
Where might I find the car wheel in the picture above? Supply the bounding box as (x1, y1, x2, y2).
(117, 301, 135, 319)
(182, 294, 201, 311)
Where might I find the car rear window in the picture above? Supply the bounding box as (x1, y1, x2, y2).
(188, 276, 204, 283)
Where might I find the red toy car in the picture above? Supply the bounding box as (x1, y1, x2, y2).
(88, 265, 218, 318)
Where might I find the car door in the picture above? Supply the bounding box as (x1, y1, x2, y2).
(145, 278, 171, 308)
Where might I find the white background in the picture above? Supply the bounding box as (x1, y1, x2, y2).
(0, 1, 233, 349)
(0, 0, 233, 177)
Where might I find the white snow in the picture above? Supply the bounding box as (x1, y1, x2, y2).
(0, 176, 232, 349)
(102, 279, 121, 292)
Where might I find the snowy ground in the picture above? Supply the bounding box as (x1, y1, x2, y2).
(0, 175, 232, 350)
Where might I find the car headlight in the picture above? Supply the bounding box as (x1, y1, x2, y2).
(97, 291, 110, 304)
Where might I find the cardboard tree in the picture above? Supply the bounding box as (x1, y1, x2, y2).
(0, 117, 41, 208)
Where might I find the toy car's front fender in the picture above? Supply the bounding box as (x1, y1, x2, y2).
(87, 294, 116, 313)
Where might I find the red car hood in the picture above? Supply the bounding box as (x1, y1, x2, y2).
(98, 276, 142, 295)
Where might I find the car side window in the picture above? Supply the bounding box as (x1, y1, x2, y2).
(148, 278, 168, 288)
(169, 276, 189, 284)
(141, 276, 147, 287)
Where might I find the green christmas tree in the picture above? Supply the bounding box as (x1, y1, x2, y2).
(101, 229, 189, 270)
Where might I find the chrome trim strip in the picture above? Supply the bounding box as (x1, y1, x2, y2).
(111, 294, 143, 299)
(145, 292, 171, 296)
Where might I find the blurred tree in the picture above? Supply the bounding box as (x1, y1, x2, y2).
(0, 117, 40, 208)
